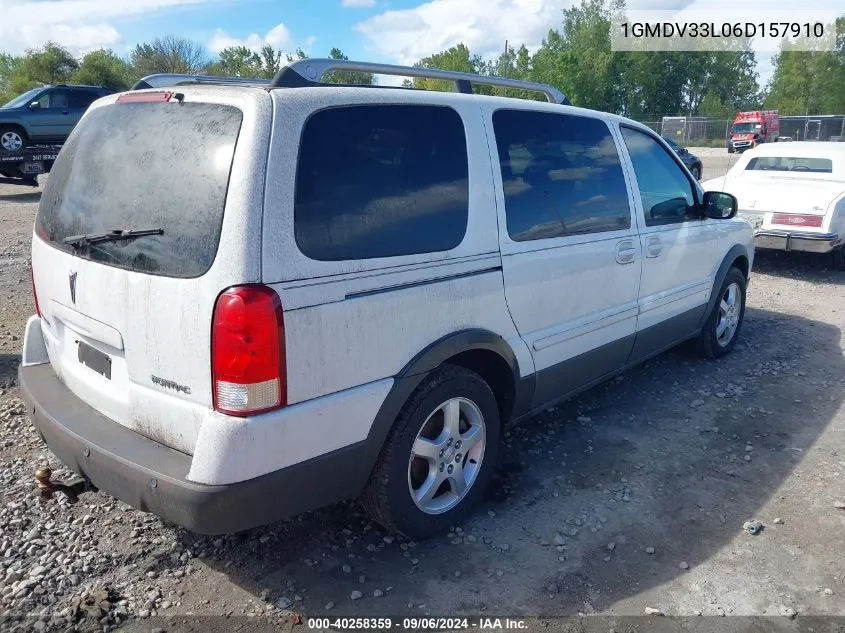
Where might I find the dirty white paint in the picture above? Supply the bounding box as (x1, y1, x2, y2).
(188, 377, 393, 485)
(30, 87, 272, 455)
(25, 82, 758, 493)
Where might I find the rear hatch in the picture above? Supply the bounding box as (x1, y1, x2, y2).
(31, 88, 269, 454)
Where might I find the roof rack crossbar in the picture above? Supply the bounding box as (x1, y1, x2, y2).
(271, 59, 570, 105)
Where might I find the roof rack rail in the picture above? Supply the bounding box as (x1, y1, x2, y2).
(271, 58, 570, 105)
(129, 59, 571, 105)
(130, 74, 269, 91)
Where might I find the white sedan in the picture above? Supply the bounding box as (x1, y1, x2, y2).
(702, 142, 845, 269)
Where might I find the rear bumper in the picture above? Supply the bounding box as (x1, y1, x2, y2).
(19, 362, 370, 534)
(755, 230, 840, 254)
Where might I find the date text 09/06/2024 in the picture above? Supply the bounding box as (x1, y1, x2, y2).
(306, 618, 528, 630)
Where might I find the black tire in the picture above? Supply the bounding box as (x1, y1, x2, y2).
(728, 146, 735, 154)
(0, 126, 28, 152)
(362, 365, 501, 538)
(695, 267, 747, 359)
(690, 164, 701, 180)
(830, 246, 845, 271)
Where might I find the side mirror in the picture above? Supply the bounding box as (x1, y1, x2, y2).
(703, 191, 737, 219)
(28, 101, 41, 110)
(679, 147, 688, 155)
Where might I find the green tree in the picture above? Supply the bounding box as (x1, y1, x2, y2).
(73, 49, 131, 91)
(207, 45, 261, 77)
(0, 42, 78, 103)
(412, 43, 485, 93)
(765, 16, 845, 115)
(131, 35, 210, 77)
(531, 0, 626, 112)
(698, 91, 733, 118)
(0, 53, 22, 103)
(322, 47, 375, 85)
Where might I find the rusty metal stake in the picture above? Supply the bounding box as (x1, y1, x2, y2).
(35, 467, 89, 504)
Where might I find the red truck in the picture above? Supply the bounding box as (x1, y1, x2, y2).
(728, 110, 779, 153)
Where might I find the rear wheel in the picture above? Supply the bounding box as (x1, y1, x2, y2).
(695, 267, 747, 359)
(362, 365, 501, 538)
(0, 126, 27, 152)
(690, 164, 701, 180)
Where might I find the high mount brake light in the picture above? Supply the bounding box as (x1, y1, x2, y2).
(117, 91, 174, 103)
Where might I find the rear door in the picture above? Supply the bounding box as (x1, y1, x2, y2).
(484, 105, 642, 407)
(617, 125, 720, 362)
(31, 88, 270, 454)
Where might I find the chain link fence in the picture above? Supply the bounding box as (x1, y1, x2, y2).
(638, 115, 845, 147)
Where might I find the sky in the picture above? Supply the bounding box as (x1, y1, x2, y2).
(0, 0, 841, 90)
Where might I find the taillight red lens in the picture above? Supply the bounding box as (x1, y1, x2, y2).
(771, 213, 823, 228)
(211, 285, 286, 417)
(31, 266, 41, 317)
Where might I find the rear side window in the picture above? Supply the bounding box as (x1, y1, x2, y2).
(69, 90, 100, 109)
(294, 105, 469, 261)
(36, 101, 242, 278)
(746, 156, 833, 173)
(492, 109, 631, 242)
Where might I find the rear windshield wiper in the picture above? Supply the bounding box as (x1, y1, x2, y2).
(62, 228, 163, 249)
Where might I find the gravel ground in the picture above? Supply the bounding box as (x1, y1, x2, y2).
(0, 160, 844, 632)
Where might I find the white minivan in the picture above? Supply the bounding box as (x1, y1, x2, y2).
(20, 59, 754, 538)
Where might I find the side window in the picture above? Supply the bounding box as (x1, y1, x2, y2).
(294, 105, 469, 261)
(69, 90, 99, 110)
(33, 92, 52, 109)
(34, 91, 69, 109)
(620, 127, 698, 226)
(492, 109, 631, 242)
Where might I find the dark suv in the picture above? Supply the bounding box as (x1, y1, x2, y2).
(662, 136, 703, 180)
(0, 85, 113, 151)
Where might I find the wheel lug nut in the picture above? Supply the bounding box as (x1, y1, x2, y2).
(447, 438, 453, 446)
(439, 449, 444, 458)
(439, 463, 445, 472)
(447, 465, 454, 474)
(455, 441, 462, 449)
(454, 453, 462, 463)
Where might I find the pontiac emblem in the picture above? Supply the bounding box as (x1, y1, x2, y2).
(69, 272, 77, 305)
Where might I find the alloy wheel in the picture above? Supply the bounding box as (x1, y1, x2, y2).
(407, 397, 486, 515)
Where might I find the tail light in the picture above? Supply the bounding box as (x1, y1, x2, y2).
(31, 265, 41, 317)
(771, 214, 823, 228)
(212, 285, 286, 417)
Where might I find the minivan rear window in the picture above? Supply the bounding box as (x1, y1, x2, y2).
(35, 101, 242, 278)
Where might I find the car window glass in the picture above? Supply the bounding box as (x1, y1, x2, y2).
(621, 127, 698, 226)
(294, 105, 469, 261)
(746, 156, 832, 173)
(69, 90, 100, 109)
(492, 109, 631, 242)
(35, 91, 69, 109)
